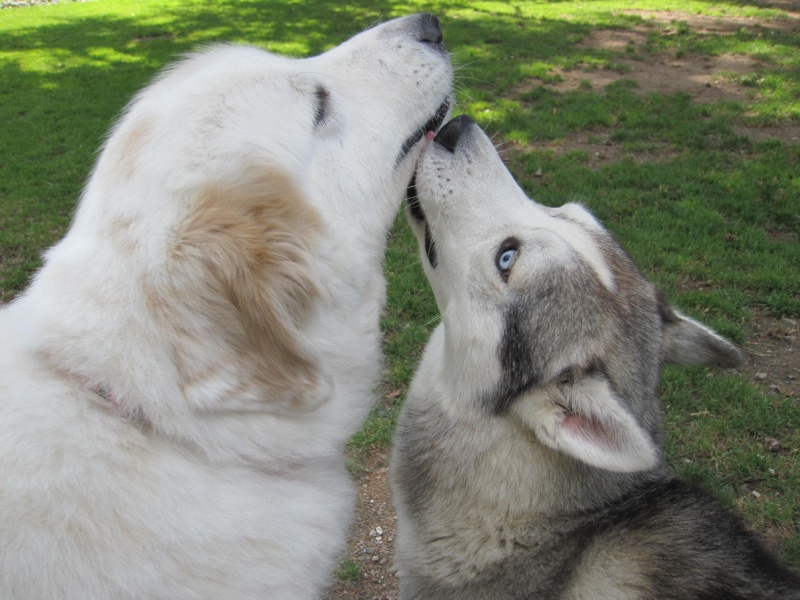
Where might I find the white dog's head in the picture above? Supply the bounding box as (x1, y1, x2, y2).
(409, 115, 742, 473)
(20, 15, 451, 454)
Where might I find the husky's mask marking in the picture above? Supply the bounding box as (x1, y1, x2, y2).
(391, 115, 800, 599)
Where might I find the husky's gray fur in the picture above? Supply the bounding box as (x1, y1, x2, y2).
(391, 115, 800, 600)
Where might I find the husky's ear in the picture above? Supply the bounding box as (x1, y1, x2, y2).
(658, 296, 743, 368)
(512, 373, 659, 473)
(149, 167, 333, 415)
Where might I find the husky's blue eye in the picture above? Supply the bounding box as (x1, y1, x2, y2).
(495, 239, 520, 282)
(498, 249, 517, 270)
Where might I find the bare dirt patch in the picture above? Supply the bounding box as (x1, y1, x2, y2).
(556, 9, 797, 102)
(550, 52, 758, 103)
(623, 9, 800, 34)
(513, 9, 800, 158)
(510, 128, 681, 167)
(325, 449, 399, 600)
(734, 123, 800, 145)
(745, 308, 800, 402)
(513, 46, 757, 165)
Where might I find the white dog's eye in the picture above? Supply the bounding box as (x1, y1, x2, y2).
(313, 86, 330, 128)
(496, 238, 520, 281)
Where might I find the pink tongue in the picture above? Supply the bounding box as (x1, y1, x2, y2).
(425, 130, 436, 141)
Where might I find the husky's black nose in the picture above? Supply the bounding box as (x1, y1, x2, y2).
(416, 13, 443, 47)
(434, 114, 474, 153)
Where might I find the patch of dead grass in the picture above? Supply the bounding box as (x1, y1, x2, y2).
(550, 45, 759, 104)
(508, 130, 680, 169)
(513, 9, 800, 150)
(624, 9, 800, 34)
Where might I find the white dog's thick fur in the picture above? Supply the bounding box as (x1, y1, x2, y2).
(0, 15, 451, 599)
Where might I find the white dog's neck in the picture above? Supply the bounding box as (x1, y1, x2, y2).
(16, 225, 385, 467)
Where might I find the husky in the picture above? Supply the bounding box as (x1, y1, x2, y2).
(390, 114, 800, 599)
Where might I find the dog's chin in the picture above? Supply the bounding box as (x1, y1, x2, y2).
(396, 97, 450, 165)
(404, 174, 439, 268)
(405, 174, 427, 226)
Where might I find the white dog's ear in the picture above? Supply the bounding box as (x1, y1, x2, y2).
(658, 298, 743, 369)
(152, 167, 332, 415)
(513, 374, 659, 473)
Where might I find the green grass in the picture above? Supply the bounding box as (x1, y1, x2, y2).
(334, 558, 364, 583)
(1, 0, 798, 570)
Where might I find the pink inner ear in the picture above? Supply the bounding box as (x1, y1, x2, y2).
(562, 412, 620, 449)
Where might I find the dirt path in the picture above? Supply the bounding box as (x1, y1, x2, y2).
(325, 451, 398, 600)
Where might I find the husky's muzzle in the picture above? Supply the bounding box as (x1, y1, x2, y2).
(405, 114, 478, 268)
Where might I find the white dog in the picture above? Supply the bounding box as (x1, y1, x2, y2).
(0, 14, 451, 599)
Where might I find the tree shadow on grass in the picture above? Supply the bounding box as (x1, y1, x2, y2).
(1, 0, 798, 298)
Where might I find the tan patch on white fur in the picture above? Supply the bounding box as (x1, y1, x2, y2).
(147, 166, 327, 414)
(106, 216, 138, 255)
(112, 119, 152, 183)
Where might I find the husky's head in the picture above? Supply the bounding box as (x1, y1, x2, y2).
(408, 115, 743, 473)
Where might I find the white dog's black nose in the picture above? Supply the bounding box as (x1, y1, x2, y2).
(434, 114, 474, 153)
(416, 13, 444, 47)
